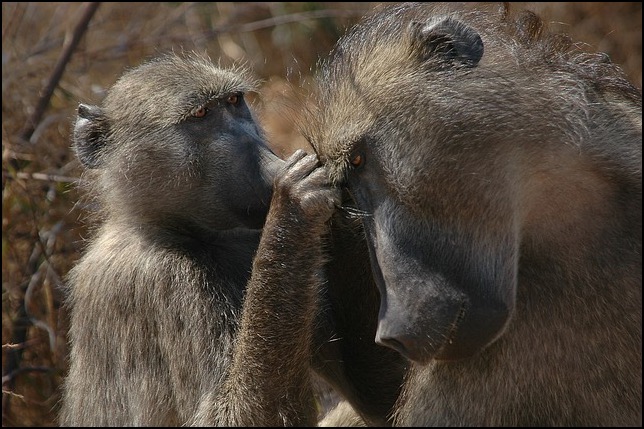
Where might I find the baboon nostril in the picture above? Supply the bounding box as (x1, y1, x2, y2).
(376, 334, 428, 363)
(376, 336, 405, 353)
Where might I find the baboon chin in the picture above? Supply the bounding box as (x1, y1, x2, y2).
(305, 2, 641, 426)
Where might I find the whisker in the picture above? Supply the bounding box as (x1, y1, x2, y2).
(337, 205, 373, 218)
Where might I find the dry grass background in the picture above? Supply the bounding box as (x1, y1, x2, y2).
(2, 2, 641, 427)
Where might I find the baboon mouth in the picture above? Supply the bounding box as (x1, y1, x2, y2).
(412, 303, 467, 364)
(435, 303, 467, 358)
(376, 302, 469, 365)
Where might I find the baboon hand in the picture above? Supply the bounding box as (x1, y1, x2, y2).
(272, 149, 341, 225)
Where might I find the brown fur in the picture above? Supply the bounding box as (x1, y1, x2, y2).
(304, 2, 642, 426)
(59, 52, 341, 426)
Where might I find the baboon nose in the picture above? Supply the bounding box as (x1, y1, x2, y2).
(376, 335, 406, 354)
(376, 333, 431, 364)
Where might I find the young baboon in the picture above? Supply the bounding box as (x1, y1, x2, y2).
(305, 2, 642, 426)
(59, 52, 343, 426)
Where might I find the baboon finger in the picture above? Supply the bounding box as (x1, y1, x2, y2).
(293, 165, 334, 192)
(299, 187, 342, 220)
(282, 149, 310, 170)
(278, 153, 321, 185)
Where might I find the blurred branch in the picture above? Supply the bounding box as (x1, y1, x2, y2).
(24, 221, 66, 353)
(201, 8, 368, 39)
(2, 197, 66, 416)
(1, 244, 42, 417)
(1, 3, 26, 42)
(19, 2, 101, 145)
(2, 367, 56, 387)
(14, 172, 79, 184)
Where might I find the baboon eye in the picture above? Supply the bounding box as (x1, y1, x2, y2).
(350, 153, 364, 168)
(226, 93, 242, 105)
(192, 106, 208, 118)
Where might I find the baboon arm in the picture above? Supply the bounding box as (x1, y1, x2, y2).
(193, 151, 339, 426)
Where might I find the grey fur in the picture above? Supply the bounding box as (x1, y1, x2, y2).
(60, 52, 342, 426)
(305, 2, 642, 426)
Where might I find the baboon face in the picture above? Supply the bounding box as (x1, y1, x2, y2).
(74, 53, 282, 232)
(308, 5, 518, 363)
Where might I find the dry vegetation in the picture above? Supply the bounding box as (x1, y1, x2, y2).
(2, 2, 641, 427)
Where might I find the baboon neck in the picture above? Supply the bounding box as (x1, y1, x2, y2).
(104, 216, 262, 253)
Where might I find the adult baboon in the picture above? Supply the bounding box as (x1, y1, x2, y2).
(59, 52, 344, 426)
(305, 2, 642, 426)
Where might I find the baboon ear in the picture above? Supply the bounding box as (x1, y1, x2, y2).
(73, 103, 110, 169)
(410, 17, 484, 68)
